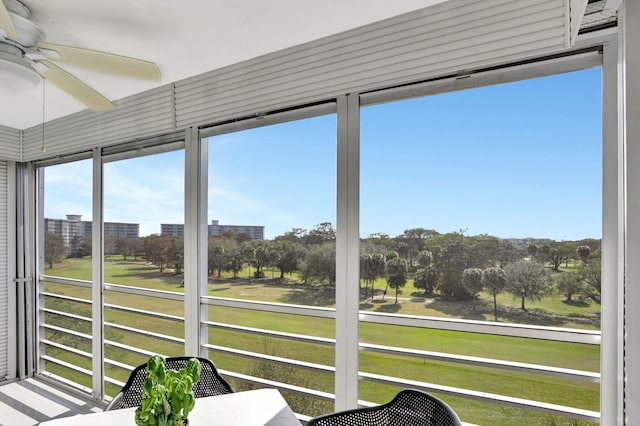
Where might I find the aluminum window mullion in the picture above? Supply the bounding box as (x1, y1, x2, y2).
(6, 161, 17, 380)
(601, 40, 624, 426)
(621, 2, 640, 424)
(335, 94, 359, 411)
(91, 148, 104, 399)
(184, 127, 207, 357)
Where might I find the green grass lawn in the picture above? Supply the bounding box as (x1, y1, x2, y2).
(43, 257, 600, 425)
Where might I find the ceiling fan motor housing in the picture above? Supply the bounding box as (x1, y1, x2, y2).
(0, 41, 41, 89)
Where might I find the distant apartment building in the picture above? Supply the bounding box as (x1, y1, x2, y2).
(161, 219, 264, 240)
(161, 223, 184, 236)
(45, 214, 140, 248)
(505, 237, 553, 249)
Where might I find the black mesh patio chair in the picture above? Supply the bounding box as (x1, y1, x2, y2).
(307, 389, 462, 426)
(105, 356, 234, 410)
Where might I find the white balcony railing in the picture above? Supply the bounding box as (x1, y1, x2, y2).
(39, 275, 601, 424)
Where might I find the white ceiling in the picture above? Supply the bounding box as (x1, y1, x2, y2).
(0, 0, 447, 130)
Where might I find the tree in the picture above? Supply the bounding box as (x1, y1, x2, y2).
(505, 259, 550, 311)
(547, 242, 574, 271)
(304, 222, 335, 245)
(299, 242, 335, 285)
(267, 246, 281, 279)
(579, 258, 601, 302)
(167, 236, 184, 274)
(386, 257, 408, 304)
(413, 267, 438, 296)
(556, 271, 584, 301)
(527, 244, 538, 262)
(362, 233, 397, 254)
(482, 266, 506, 321)
(426, 232, 472, 300)
(44, 231, 66, 268)
(143, 234, 177, 272)
(360, 253, 373, 299)
(114, 237, 140, 261)
(104, 234, 117, 256)
(416, 250, 433, 269)
(396, 228, 438, 268)
(226, 247, 244, 278)
(273, 241, 300, 279)
(576, 245, 591, 264)
(253, 243, 272, 278)
(242, 243, 255, 278)
(467, 234, 502, 269)
(68, 236, 87, 258)
(462, 268, 483, 311)
(360, 252, 386, 299)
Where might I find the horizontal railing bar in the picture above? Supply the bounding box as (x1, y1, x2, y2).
(42, 274, 600, 345)
(41, 291, 91, 305)
(359, 372, 600, 423)
(105, 340, 165, 359)
(203, 321, 597, 383)
(39, 272, 603, 422)
(104, 358, 133, 389)
(360, 343, 600, 383)
(203, 343, 335, 374)
(37, 372, 94, 397)
(41, 340, 92, 360)
(221, 370, 336, 402)
(41, 308, 91, 323)
(105, 358, 136, 372)
(359, 311, 601, 345)
(105, 303, 184, 322)
(104, 376, 126, 389)
(103, 342, 162, 389)
(218, 371, 317, 423)
(202, 321, 335, 346)
(41, 355, 93, 378)
(41, 324, 92, 341)
(41, 275, 92, 288)
(104, 282, 185, 301)
(201, 295, 336, 319)
(105, 322, 185, 344)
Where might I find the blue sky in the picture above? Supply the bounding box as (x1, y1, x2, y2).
(44, 67, 602, 241)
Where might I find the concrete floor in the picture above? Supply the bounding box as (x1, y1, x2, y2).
(0, 378, 102, 426)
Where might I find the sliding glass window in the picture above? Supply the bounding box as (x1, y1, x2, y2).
(359, 68, 602, 425)
(39, 159, 93, 387)
(102, 147, 185, 392)
(204, 111, 337, 417)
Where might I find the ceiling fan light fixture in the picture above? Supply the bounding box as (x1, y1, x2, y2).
(0, 53, 40, 89)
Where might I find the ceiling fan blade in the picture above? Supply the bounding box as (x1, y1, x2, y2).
(36, 60, 115, 111)
(0, 1, 17, 39)
(38, 42, 161, 82)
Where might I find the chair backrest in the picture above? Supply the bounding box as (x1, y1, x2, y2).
(307, 389, 462, 426)
(105, 356, 234, 410)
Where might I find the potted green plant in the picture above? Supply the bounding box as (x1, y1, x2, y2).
(134, 355, 202, 426)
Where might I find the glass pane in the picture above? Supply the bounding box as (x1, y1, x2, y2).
(359, 69, 602, 425)
(102, 149, 185, 389)
(41, 159, 93, 387)
(206, 114, 336, 417)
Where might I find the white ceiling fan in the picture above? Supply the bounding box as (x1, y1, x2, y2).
(0, 0, 161, 111)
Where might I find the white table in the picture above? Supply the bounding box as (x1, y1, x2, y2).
(39, 388, 301, 426)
